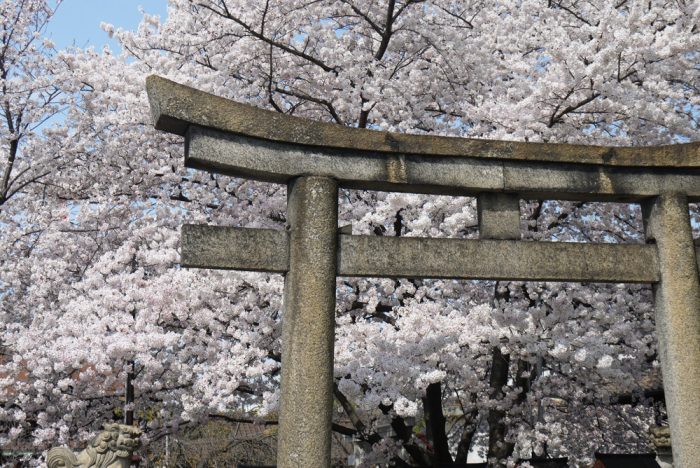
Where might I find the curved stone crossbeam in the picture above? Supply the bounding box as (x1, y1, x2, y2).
(146, 76, 700, 201)
(146, 76, 699, 168)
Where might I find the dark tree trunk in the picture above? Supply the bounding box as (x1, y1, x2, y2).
(390, 415, 431, 466)
(487, 347, 514, 462)
(454, 402, 479, 464)
(423, 382, 453, 465)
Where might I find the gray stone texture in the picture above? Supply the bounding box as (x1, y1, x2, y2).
(277, 176, 338, 468)
(184, 126, 503, 192)
(147, 75, 700, 168)
(644, 194, 700, 468)
(478, 193, 521, 240)
(185, 125, 700, 201)
(47, 423, 141, 468)
(338, 235, 659, 283)
(180, 225, 661, 284)
(181, 224, 288, 273)
(502, 162, 700, 202)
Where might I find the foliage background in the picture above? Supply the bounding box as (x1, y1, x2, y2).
(1, 0, 699, 465)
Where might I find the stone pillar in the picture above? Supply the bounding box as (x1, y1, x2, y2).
(278, 176, 338, 468)
(644, 193, 700, 468)
(478, 193, 521, 240)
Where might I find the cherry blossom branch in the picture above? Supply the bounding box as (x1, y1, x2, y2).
(195, 1, 338, 74)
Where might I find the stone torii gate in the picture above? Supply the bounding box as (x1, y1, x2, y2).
(146, 76, 700, 468)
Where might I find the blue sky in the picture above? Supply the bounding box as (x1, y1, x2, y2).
(46, 0, 168, 51)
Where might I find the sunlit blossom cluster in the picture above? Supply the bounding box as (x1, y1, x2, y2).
(1, 0, 698, 465)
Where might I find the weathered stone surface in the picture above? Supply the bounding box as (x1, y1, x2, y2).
(502, 161, 700, 201)
(181, 224, 288, 273)
(185, 126, 504, 193)
(644, 194, 700, 468)
(179, 225, 662, 283)
(649, 426, 672, 450)
(147, 75, 700, 168)
(338, 236, 659, 283)
(184, 125, 700, 201)
(478, 193, 521, 240)
(47, 424, 141, 468)
(278, 177, 338, 468)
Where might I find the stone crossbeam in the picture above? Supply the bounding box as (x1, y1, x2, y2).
(182, 224, 663, 284)
(181, 224, 289, 273)
(146, 76, 700, 202)
(147, 76, 699, 168)
(184, 126, 700, 201)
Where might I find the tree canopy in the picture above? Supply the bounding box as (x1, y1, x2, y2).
(1, 0, 699, 465)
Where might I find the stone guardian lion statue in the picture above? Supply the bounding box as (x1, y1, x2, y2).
(46, 423, 141, 468)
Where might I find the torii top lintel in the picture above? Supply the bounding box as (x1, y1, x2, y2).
(146, 75, 700, 200)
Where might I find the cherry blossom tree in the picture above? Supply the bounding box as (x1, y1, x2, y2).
(1, 0, 699, 466)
